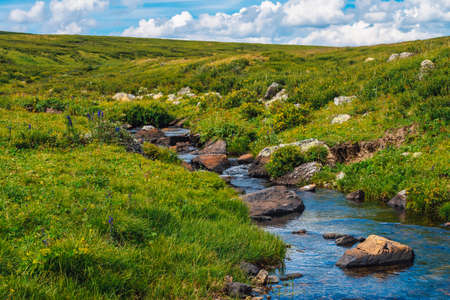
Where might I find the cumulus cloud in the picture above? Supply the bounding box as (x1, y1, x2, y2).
(56, 22, 82, 34)
(9, 1, 45, 23)
(121, 0, 448, 45)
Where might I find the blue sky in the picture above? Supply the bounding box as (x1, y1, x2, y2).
(1, 0, 449, 46)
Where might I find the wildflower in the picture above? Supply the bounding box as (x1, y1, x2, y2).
(115, 127, 120, 133)
(108, 216, 113, 226)
(67, 115, 73, 127)
(86, 113, 91, 120)
(97, 110, 102, 118)
(28, 124, 31, 130)
(42, 239, 48, 246)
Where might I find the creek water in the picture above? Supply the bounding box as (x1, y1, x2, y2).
(168, 129, 449, 300)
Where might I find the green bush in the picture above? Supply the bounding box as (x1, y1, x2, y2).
(142, 143, 180, 164)
(221, 89, 258, 108)
(305, 145, 329, 164)
(272, 103, 310, 132)
(35, 98, 66, 112)
(265, 145, 306, 178)
(124, 104, 173, 128)
(240, 102, 265, 119)
(14, 127, 57, 149)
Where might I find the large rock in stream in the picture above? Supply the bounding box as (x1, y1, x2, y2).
(336, 235, 414, 268)
(192, 154, 230, 173)
(272, 162, 322, 185)
(242, 186, 305, 219)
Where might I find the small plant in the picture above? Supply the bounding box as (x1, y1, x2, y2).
(305, 145, 329, 164)
(240, 102, 265, 119)
(272, 103, 310, 132)
(142, 143, 180, 164)
(124, 104, 173, 128)
(14, 126, 57, 149)
(221, 89, 258, 108)
(265, 146, 306, 178)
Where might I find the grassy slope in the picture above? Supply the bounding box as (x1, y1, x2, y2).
(0, 32, 448, 297)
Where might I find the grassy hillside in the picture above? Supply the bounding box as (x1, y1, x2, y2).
(0, 32, 448, 297)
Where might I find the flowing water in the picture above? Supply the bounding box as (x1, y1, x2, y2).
(172, 133, 449, 300)
(222, 164, 450, 300)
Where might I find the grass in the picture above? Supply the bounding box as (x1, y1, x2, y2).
(0, 32, 448, 297)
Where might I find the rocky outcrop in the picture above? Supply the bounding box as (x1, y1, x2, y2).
(242, 186, 305, 219)
(112, 92, 135, 101)
(388, 52, 414, 62)
(330, 125, 417, 164)
(272, 162, 322, 185)
(388, 190, 407, 210)
(192, 154, 230, 173)
(264, 82, 281, 100)
(334, 96, 356, 106)
(197, 139, 227, 155)
(331, 114, 351, 124)
(265, 89, 288, 106)
(346, 190, 365, 202)
(336, 235, 414, 268)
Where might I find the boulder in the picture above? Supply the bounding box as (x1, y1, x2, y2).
(334, 96, 356, 106)
(240, 262, 260, 277)
(419, 59, 434, 80)
(248, 155, 271, 178)
(253, 269, 268, 285)
(177, 87, 195, 97)
(364, 57, 375, 62)
(331, 114, 351, 124)
(264, 82, 281, 100)
(346, 190, 365, 202)
(265, 89, 288, 106)
(112, 92, 135, 101)
(272, 162, 322, 186)
(388, 190, 407, 210)
(135, 128, 166, 145)
(257, 139, 329, 158)
(242, 186, 305, 218)
(323, 233, 346, 240)
(237, 153, 254, 164)
(292, 229, 307, 235)
(388, 52, 414, 62)
(192, 154, 230, 173)
(335, 235, 359, 247)
(300, 184, 316, 192)
(399, 52, 414, 59)
(387, 53, 399, 62)
(224, 281, 252, 298)
(197, 139, 227, 155)
(336, 235, 414, 268)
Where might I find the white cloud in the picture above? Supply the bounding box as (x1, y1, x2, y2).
(9, 1, 45, 23)
(56, 22, 82, 34)
(282, 0, 350, 26)
(123, 11, 193, 37)
(293, 21, 434, 46)
(49, 0, 108, 23)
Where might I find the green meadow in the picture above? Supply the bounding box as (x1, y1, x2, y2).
(0, 32, 448, 298)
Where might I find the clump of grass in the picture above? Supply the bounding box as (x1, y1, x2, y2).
(142, 142, 180, 164)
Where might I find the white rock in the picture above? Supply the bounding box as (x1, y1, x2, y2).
(112, 92, 135, 101)
(399, 52, 414, 59)
(142, 125, 156, 131)
(387, 53, 399, 62)
(153, 92, 164, 100)
(265, 89, 288, 106)
(365, 57, 375, 62)
(331, 114, 351, 124)
(334, 96, 356, 106)
(258, 139, 329, 158)
(412, 152, 422, 158)
(336, 172, 345, 180)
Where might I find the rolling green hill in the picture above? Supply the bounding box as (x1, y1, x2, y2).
(0, 32, 448, 298)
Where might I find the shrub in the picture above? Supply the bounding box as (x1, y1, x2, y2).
(272, 103, 310, 132)
(89, 119, 139, 152)
(240, 102, 265, 120)
(265, 146, 306, 178)
(124, 104, 173, 128)
(35, 98, 66, 112)
(142, 143, 180, 164)
(305, 145, 329, 164)
(221, 89, 258, 108)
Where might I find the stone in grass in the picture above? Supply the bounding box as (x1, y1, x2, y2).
(240, 261, 260, 277)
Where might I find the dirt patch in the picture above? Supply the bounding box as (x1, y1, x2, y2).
(330, 124, 417, 164)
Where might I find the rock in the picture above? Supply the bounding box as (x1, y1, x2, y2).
(240, 262, 260, 277)
(336, 235, 414, 268)
(365, 57, 375, 62)
(237, 153, 254, 164)
(257, 139, 329, 159)
(412, 152, 422, 158)
(197, 139, 227, 155)
(443, 222, 450, 228)
(248, 155, 271, 178)
(45, 107, 62, 114)
(399, 52, 414, 59)
(112, 92, 135, 101)
(265, 89, 288, 106)
(336, 172, 345, 180)
(292, 229, 307, 235)
(300, 184, 316, 192)
(242, 186, 305, 218)
(388, 190, 407, 210)
(335, 235, 359, 247)
(323, 233, 346, 240)
(224, 281, 252, 298)
(141, 125, 156, 131)
(264, 82, 281, 100)
(280, 273, 303, 281)
(192, 154, 230, 173)
(268, 275, 279, 284)
(252, 297, 264, 300)
(135, 128, 167, 145)
(177, 87, 195, 97)
(346, 190, 365, 202)
(387, 53, 399, 62)
(181, 161, 193, 172)
(334, 96, 356, 106)
(420, 59, 434, 71)
(272, 162, 322, 185)
(153, 92, 163, 100)
(253, 269, 269, 285)
(251, 215, 272, 222)
(331, 114, 351, 124)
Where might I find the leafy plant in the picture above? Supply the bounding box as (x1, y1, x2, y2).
(265, 145, 306, 178)
(124, 104, 173, 128)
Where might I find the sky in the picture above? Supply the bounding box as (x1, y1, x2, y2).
(0, 0, 449, 46)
